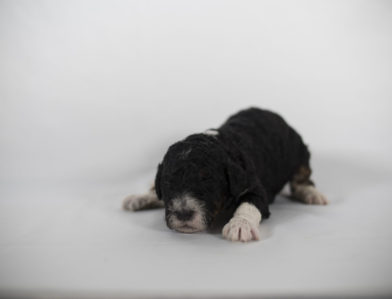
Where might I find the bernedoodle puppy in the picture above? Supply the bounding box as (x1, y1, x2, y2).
(123, 107, 327, 242)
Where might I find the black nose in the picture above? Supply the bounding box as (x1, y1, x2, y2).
(174, 210, 195, 221)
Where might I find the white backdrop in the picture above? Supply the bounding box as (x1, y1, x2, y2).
(1, 0, 391, 184)
(1, 1, 392, 298)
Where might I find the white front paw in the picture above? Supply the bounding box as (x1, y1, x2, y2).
(222, 217, 260, 242)
(122, 194, 163, 211)
(123, 194, 143, 211)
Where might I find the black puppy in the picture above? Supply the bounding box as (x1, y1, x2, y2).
(123, 107, 327, 242)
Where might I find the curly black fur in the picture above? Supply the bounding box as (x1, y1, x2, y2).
(155, 107, 312, 227)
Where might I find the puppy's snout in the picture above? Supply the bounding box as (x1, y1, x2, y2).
(166, 195, 207, 233)
(174, 209, 195, 221)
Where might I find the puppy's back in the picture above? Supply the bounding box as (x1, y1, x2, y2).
(219, 107, 310, 196)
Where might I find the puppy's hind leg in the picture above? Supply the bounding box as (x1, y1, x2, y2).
(290, 165, 328, 205)
(123, 185, 164, 211)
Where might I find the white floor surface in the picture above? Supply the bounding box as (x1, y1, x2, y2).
(1, 151, 392, 298)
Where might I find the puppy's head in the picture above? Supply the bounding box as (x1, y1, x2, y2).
(154, 134, 230, 233)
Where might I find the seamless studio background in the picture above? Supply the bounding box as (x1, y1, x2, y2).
(1, 1, 392, 298)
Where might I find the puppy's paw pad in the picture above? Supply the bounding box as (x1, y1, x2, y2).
(222, 217, 260, 242)
(304, 188, 328, 205)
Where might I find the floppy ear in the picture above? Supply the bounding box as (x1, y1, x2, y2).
(224, 157, 271, 218)
(154, 163, 163, 200)
(225, 158, 249, 201)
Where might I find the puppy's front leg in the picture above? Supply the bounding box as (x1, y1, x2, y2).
(122, 186, 164, 211)
(222, 202, 262, 242)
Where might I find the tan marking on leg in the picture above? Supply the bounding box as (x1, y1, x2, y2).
(290, 165, 328, 205)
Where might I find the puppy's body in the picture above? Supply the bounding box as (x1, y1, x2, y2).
(123, 108, 327, 242)
(209, 107, 312, 215)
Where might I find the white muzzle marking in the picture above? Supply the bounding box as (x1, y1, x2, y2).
(166, 194, 206, 233)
